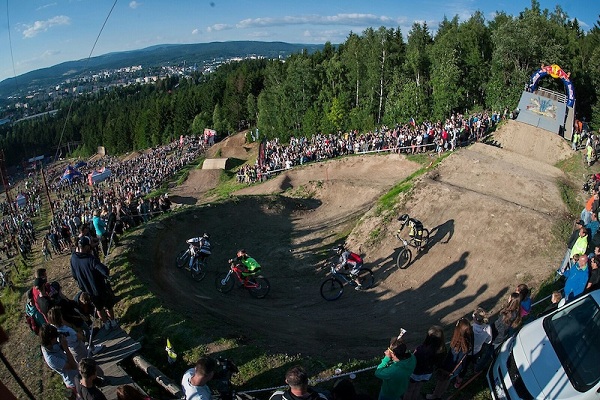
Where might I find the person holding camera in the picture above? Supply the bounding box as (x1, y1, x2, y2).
(375, 332, 416, 400)
(269, 365, 328, 400)
(182, 356, 217, 400)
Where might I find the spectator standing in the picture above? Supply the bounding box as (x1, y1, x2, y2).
(92, 209, 108, 256)
(74, 358, 107, 400)
(570, 227, 589, 261)
(374, 331, 416, 400)
(269, 365, 328, 400)
(492, 293, 522, 348)
(70, 236, 117, 330)
(426, 319, 473, 400)
(563, 254, 590, 301)
(516, 284, 532, 318)
(455, 308, 492, 387)
(404, 326, 446, 400)
(40, 324, 78, 393)
(587, 255, 600, 293)
(182, 356, 217, 400)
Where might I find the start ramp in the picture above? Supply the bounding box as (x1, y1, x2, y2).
(202, 158, 228, 170)
(516, 88, 568, 136)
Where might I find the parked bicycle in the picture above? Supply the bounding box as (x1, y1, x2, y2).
(320, 261, 374, 301)
(175, 240, 209, 281)
(395, 228, 430, 269)
(215, 261, 270, 299)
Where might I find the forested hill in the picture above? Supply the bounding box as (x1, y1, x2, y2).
(0, 41, 322, 98)
(1, 3, 599, 168)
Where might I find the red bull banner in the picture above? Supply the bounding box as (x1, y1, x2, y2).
(528, 64, 575, 107)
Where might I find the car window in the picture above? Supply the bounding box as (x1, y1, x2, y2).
(543, 296, 600, 392)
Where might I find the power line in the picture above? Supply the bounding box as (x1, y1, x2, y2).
(5, 0, 19, 93)
(54, 0, 119, 161)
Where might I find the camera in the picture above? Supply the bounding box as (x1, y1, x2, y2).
(212, 357, 238, 400)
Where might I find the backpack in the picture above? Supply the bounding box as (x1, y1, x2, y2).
(25, 302, 46, 335)
(25, 288, 46, 335)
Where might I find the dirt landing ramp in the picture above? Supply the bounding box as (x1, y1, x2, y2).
(203, 158, 228, 169)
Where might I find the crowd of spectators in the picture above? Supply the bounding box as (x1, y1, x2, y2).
(237, 111, 503, 184)
(0, 180, 41, 259)
(40, 136, 207, 257)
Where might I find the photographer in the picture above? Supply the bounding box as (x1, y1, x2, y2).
(182, 356, 217, 400)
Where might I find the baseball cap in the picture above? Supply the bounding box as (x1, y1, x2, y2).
(78, 236, 91, 247)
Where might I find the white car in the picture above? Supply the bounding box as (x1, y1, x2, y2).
(487, 289, 600, 399)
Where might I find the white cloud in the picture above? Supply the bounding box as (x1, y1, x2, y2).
(36, 3, 57, 11)
(129, 1, 142, 9)
(22, 15, 71, 38)
(236, 13, 405, 29)
(207, 23, 232, 32)
(192, 28, 199, 35)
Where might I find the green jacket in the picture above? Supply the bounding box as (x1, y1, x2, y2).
(375, 354, 416, 400)
(240, 256, 261, 273)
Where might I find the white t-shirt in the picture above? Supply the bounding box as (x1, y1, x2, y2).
(182, 368, 212, 400)
(472, 323, 493, 354)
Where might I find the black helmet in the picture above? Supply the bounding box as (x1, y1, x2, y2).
(398, 214, 409, 223)
(334, 244, 345, 255)
(203, 233, 210, 239)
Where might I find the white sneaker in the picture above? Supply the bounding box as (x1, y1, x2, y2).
(110, 319, 119, 328)
(88, 344, 105, 355)
(103, 321, 111, 330)
(355, 284, 364, 291)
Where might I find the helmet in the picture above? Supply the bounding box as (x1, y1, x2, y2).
(237, 249, 246, 258)
(202, 233, 210, 239)
(334, 244, 345, 255)
(398, 214, 409, 223)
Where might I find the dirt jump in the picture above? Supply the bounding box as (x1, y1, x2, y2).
(133, 121, 572, 361)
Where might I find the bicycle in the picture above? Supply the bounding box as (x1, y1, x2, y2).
(395, 228, 430, 270)
(215, 262, 270, 299)
(175, 242, 208, 282)
(320, 262, 375, 301)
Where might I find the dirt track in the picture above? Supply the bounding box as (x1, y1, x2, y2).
(131, 121, 573, 360)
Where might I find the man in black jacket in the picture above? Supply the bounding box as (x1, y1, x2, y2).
(70, 236, 117, 331)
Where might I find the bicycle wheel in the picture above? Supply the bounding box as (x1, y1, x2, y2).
(320, 277, 344, 301)
(175, 249, 190, 269)
(421, 229, 430, 248)
(356, 268, 374, 289)
(248, 277, 270, 299)
(396, 248, 412, 269)
(215, 272, 234, 293)
(190, 261, 206, 282)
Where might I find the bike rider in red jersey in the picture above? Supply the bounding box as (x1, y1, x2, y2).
(335, 244, 365, 290)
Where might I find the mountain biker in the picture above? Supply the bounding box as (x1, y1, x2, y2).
(186, 233, 212, 268)
(335, 244, 365, 290)
(229, 249, 261, 281)
(398, 214, 424, 251)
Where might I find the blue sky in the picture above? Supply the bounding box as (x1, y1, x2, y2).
(0, 0, 598, 82)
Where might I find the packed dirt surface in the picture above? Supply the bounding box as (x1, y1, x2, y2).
(137, 120, 573, 360)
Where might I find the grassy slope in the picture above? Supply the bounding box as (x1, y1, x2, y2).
(2, 144, 594, 400)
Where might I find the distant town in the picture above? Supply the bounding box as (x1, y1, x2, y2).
(0, 53, 270, 127)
